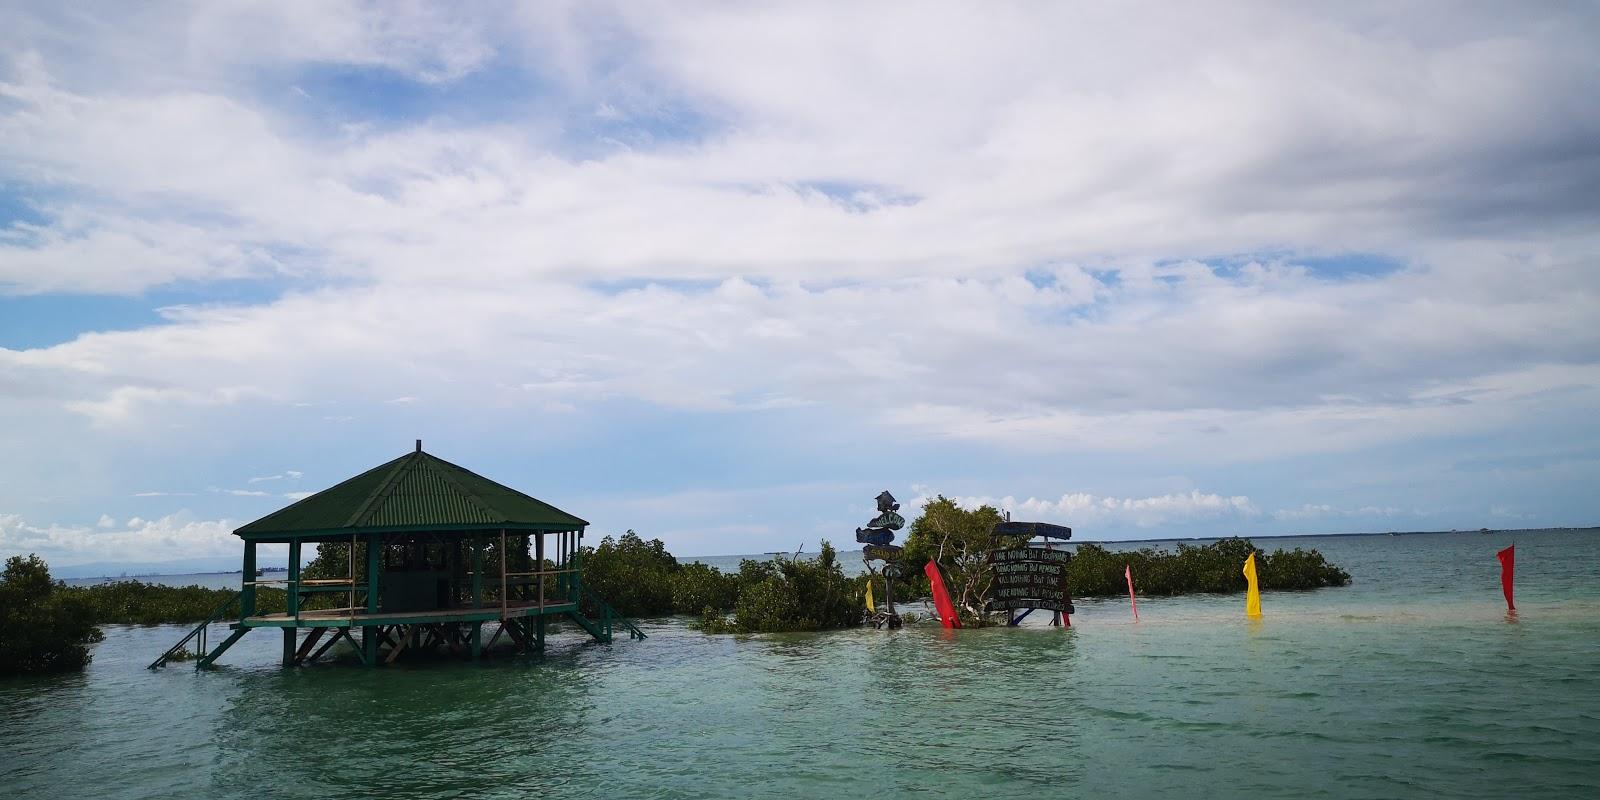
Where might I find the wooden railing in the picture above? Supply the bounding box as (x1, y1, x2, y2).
(500, 567, 578, 617)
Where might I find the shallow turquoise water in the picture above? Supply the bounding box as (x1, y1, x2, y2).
(4, 530, 1598, 798)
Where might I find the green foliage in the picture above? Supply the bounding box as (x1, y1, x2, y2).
(0, 555, 105, 676)
(671, 562, 740, 616)
(698, 541, 864, 633)
(1067, 537, 1350, 596)
(580, 530, 739, 617)
(61, 580, 286, 625)
(582, 530, 678, 615)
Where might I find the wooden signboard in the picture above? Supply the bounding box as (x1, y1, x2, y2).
(985, 544, 1074, 614)
(862, 543, 903, 561)
(989, 547, 1072, 565)
(993, 521, 1073, 540)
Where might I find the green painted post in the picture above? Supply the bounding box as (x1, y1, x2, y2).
(571, 527, 584, 605)
(470, 621, 481, 660)
(535, 615, 545, 651)
(241, 541, 257, 617)
(364, 532, 380, 666)
(287, 539, 301, 618)
(557, 531, 567, 599)
(535, 531, 545, 608)
(472, 536, 483, 609)
(282, 628, 295, 667)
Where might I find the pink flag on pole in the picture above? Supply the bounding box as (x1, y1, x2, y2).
(1125, 563, 1139, 621)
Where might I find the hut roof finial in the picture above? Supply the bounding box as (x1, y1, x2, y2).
(415, 438, 422, 453)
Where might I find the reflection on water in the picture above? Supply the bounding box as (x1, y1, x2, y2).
(2, 530, 1598, 799)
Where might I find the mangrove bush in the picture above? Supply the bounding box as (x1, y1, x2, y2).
(698, 541, 864, 633)
(1067, 537, 1350, 596)
(0, 555, 104, 676)
(63, 580, 286, 625)
(581, 530, 739, 617)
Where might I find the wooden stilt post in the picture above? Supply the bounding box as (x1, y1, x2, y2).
(470, 621, 481, 660)
(282, 628, 296, 666)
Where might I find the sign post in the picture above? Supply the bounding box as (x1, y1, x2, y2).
(985, 519, 1075, 627)
(858, 491, 905, 629)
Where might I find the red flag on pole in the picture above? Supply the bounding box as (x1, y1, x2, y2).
(925, 560, 961, 629)
(1125, 563, 1139, 622)
(1497, 545, 1515, 611)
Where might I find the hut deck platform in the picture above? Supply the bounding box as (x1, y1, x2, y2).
(242, 601, 579, 628)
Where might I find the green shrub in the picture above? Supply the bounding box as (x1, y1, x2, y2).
(671, 562, 740, 615)
(0, 555, 105, 675)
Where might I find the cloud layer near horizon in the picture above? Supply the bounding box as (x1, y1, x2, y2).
(1, 2, 1597, 566)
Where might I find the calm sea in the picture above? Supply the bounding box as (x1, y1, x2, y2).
(6, 530, 1598, 798)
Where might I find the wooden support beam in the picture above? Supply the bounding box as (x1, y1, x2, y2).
(306, 628, 343, 663)
(282, 628, 296, 667)
(485, 622, 506, 652)
(503, 618, 528, 651)
(293, 627, 327, 665)
(384, 624, 410, 664)
(196, 627, 249, 669)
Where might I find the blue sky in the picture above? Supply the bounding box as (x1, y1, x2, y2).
(2, 2, 1598, 571)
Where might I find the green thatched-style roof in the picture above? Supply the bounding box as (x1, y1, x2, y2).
(234, 445, 587, 539)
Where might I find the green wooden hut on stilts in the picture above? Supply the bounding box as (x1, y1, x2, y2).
(151, 441, 642, 669)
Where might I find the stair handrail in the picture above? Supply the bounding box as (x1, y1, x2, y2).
(147, 590, 242, 669)
(579, 586, 646, 640)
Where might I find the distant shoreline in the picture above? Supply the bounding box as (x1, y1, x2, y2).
(57, 526, 1599, 582)
(686, 526, 1599, 559)
(1065, 526, 1600, 547)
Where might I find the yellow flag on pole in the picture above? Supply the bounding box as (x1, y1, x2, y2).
(865, 578, 876, 613)
(1242, 553, 1262, 618)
